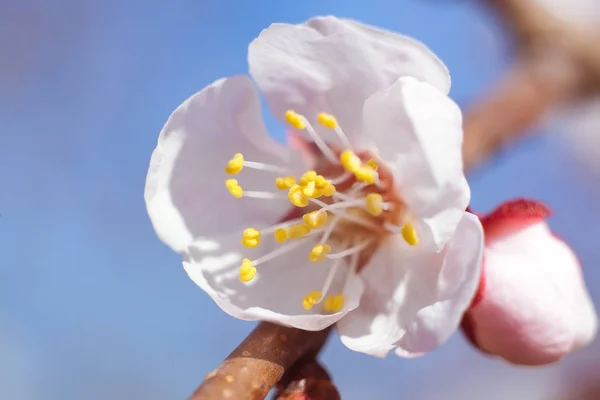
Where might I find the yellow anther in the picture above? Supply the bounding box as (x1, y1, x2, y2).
(225, 179, 239, 190)
(241, 228, 261, 248)
(302, 291, 323, 310)
(323, 294, 345, 313)
(302, 181, 319, 198)
(317, 113, 338, 129)
(365, 193, 384, 216)
(275, 176, 296, 190)
(226, 178, 244, 198)
(289, 223, 311, 240)
(340, 150, 362, 173)
(309, 243, 332, 262)
(274, 228, 289, 243)
(298, 170, 317, 186)
(354, 166, 376, 184)
(322, 184, 336, 197)
(225, 153, 244, 175)
(288, 185, 309, 207)
(285, 110, 306, 129)
(239, 259, 257, 282)
(401, 222, 419, 246)
(366, 158, 379, 171)
(303, 211, 328, 229)
(314, 175, 328, 189)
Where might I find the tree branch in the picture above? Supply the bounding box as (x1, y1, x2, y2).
(189, 0, 600, 398)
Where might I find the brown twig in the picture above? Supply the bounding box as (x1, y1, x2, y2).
(189, 324, 331, 400)
(190, 1, 600, 398)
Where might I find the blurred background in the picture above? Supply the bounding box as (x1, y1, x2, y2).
(1, 0, 599, 399)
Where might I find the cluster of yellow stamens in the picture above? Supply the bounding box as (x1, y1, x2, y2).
(223, 110, 421, 314)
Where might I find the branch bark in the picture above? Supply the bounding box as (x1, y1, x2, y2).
(189, 0, 600, 398)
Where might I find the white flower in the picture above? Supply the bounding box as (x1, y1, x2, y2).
(145, 16, 484, 357)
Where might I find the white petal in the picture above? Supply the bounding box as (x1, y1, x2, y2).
(145, 75, 305, 253)
(363, 76, 469, 251)
(469, 222, 598, 364)
(248, 16, 450, 146)
(337, 212, 483, 357)
(183, 234, 364, 330)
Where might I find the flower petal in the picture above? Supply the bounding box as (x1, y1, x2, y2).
(183, 234, 364, 330)
(363, 76, 469, 251)
(337, 212, 483, 357)
(145, 75, 305, 253)
(248, 16, 450, 146)
(464, 217, 598, 365)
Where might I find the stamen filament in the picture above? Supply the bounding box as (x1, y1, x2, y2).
(326, 239, 373, 259)
(299, 116, 338, 164)
(261, 218, 303, 234)
(333, 191, 356, 202)
(315, 257, 343, 304)
(253, 238, 308, 266)
(309, 198, 381, 231)
(345, 251, 359, 284)
(320, 214, 341, 244)
(243, 161, 289, 174)
(329, 171, 353, 185)
(314, 199, 366, 216)
(333, 126, 352, 150)
(243, 191, 285, 199)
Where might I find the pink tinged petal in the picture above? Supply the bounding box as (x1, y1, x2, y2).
(248, 15, 450, 147)
(464, 200, 598, 365)
(144, 75, 305, 253)
(183, 234, 363, 330)
(363, 76, 470, 251)
(337, 212, 483, 357)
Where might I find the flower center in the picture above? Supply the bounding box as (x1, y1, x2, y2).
(224, 111, 419, 313)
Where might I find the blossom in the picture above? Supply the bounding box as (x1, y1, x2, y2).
(145, 16, 484, 357)
(462, 199, 598, 365)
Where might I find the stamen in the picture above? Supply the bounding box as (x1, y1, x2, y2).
(366, 158, 378, 171)
(326, 239, 373, 259)
(239, 258, 257, 282)
(320, 214, 341, 244)
(243, 191, 285, 200)
(323, 294, 345, 313)
(309, 243, 332, 262)
(310, 198, 381, 231)
(225, 179, 243, 198)
(225, 153, 244, 175)
(316, 257, 343, 304)
(340, 150, 362, 173)
(354, 166, 376, 185)
(303, 211, 328, 229)
(241, 228, 261, 248)
(288, 184, 309, 207)
(289, 223, 311, 239)
(314, 198, 366, 216)
(401, 222, 420, 246)
(365, 193, 384, 216)
(253, 238, 308, 266)
(330, 171, 353, 185)
(261, 218, 303, 234)
(243, 160, 289, 174)
(298, 171, 317, 186)
(302, 290, 323, 310)
(275, 176, 296, 190)
(317, 112, 352, 150)
(384, 222, 420, 246)
(285, 110, 337, 164)
(333, 191, 356, 202)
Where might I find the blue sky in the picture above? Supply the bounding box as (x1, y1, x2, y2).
(1, 1, 599, 399)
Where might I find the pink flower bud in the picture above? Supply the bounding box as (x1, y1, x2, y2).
(462, 199, 597, 365)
